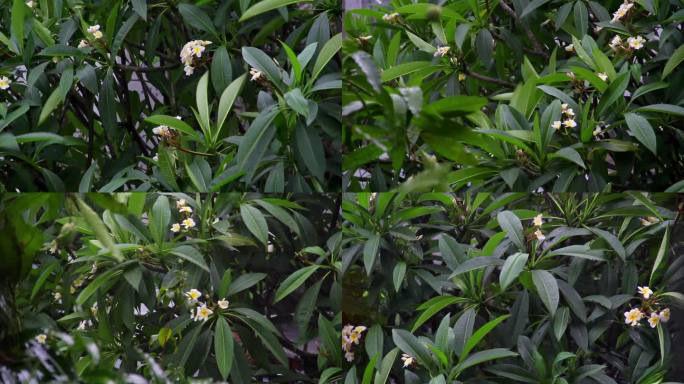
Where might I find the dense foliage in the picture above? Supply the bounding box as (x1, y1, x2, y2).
(0, 0, 341, 192)
(342, 0, 684, 192)
(0, 193, 344, 382)
(341, 192, 684, 383)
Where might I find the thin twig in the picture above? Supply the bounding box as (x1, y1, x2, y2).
(466, 69, 516, 87)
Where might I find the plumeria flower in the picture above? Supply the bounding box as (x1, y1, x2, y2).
(182, 218, 196, 230)
(624, 308, 644, 326)
(382, 12, 400, 23)
(534, 229, 545, 241)
(179, 206, 193, 214)
(184, 66, 194, 76)
(434, 46, 450, 57)
(35, 334, 47, 344)
(552, 120, 562, 130)
(638, 286, 653, 299)
(344, 351, 355, 362)
(458, 73, 466, 81)
(533, 214, 543, 227)
(611, 1, 634, 23)
(597, 72, 608, 81)
(627, 35, 645, 50)
(0, 76, 11, 90)
(152, 153, 159, 162)
(217, 299, 229, 309)
(593, 127, 602, 137)
(564, 108, 575, 117)
(193, 304, 213, 321)
(563, 119, 577, 128)
(26, 0, 35, 8)
(87, 25, 103, 39)
(564, 44, 574, 52)
(170, 223, 181, 233)
(53, 292, 62, 302)
(77, 320, 88, 330)
(91, 303, 98, 317)
(249, 68, 263, 82)
(176, 199, 187, 209)
(659, 308, 670, 322)
(78, 39, 89, 48)
(180, 40, 211, 76)
(609, 35, 623, 50)
(152, 125, 171, 137)
(401, 353, 415, 367)
(648, 312, 660, 328)
(185, 289, 202, 303)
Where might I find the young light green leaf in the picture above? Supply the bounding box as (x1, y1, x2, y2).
(239, 0, 312, 21)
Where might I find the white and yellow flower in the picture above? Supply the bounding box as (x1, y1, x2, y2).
(648, 312, 660, 328)
(563, 119, 577, 128)
(0, 76, 11, 90)
(78, 39, 89, 48)
(564, 44, 574, 52)
(659, 308, 670, 323)
(193, 304, 213, 321)
(401, 353, 415, 367)
(87, 25, 103, 39)
(434, 46, 450, 57)
(597, 72, 608, 81)
(627, 35, 645, 50)
(180, 40, 212, 77)
(533, 214, 543, 227)
(534, 229, 546, 241)
(179, 206, 193, 214)
(26, 0, 35, 8)
(638, 286, 653, 299)
(611, 1, 634, 23)
(552, 120, 562, 130)
(185, 289, 202, 302)
(382, 12, 400, 23)
(624, 307, 644, 326)
(217, 299, 230, 309)
(35, 334, 47, 344)
(182, 218, 196, 230)
(458, 73, 466, 82)
(609, 35, 623, 50)
(170, 223, 181, 233)
(344, 351, 355, 362)
(249, 68, 263, 82)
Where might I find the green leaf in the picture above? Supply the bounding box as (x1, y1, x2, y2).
(457, 348, 517, 371)
(185, 157, 211, 192)
(170, 245, 210, 272)
(430, 96, 488, 114)
(411, 296, 460, 332)
(240, 0, 312, 21)
(39, 66, 73, 125)
(393, 261, 407, 292)
(196, 71, 211, 140)
(76, 269, 122, 305)
(235, 106, 279, 183)
(240, 204, 269, 246)
(30, 261, 57, 301)
(573, 2, 588, 37)
(285, 88, 310, 118)
(363, 234, 380, 276)
(295, 123, 325, 181)
(392, 329, 433, 368)
(132, 0, 147, 20)
(497, 211, 525, 250)
(111, 14, 139, 56)
(500, 252, 528, 290)
(596, 72, 629, 117)
(461, 314, 510, 360)
(521, 0, 551, 18)
(662, 44, 684, 79)
(448, 256, 504, 278)
(79, 163, 98, 192)
(215, 316, 234, 380)
(149, 195, 170, 244)
(227, 273, 267, 296)
(531, 270, 559, 316)
(211, 46, 233, 94)
(550, 147, 585, 169)
(650, 223, 671, 285)
(634, 104, 684, 117)
(381, 61, 432, 82)
(624, 113, 656, 155)
(312, 33, 341, 81)
(11, 0, 25, 53)
(178, 4, 219, 37)
(99, 69, 118, 137)
(553, 307, 570, 340)
(406, 31, 436, 54)
(75, 197, 123, 261)
(216, 74, 246, 137)
(274, 265, 320, 303)
(242, 47, 283, 88)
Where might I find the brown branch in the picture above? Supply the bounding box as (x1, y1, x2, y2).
(466, 69, 516, 87)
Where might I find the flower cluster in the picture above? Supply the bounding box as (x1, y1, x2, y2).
(401, 353, 415, 368)
(184, 289, 229, 322)
(624, 286, 670, 328)
(532, 213, 545, 241)
(382, 13, 401, 24)
(611, 1, 634, 23)
(249, 68, 263, 82)
(609, 35, 645, 52)
(551, 103, 577, 132)
(342, 324, 366, 362)
(171, 199, 195, 233)
(180, 40, 212, 76)
(87, 25, 103, 40)
(0, 76, 11, 90)
(434, 46, 450, 58)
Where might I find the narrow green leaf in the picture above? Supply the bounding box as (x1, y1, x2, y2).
(240, 0, 312, 21)
(624, 113, 656, 155)
(500, 252, 528, 290)
(531, 270, 559, 316)
(363, 234, 380, 276)
(240, 204, 269, 246)
(215, 316, 234, 380)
